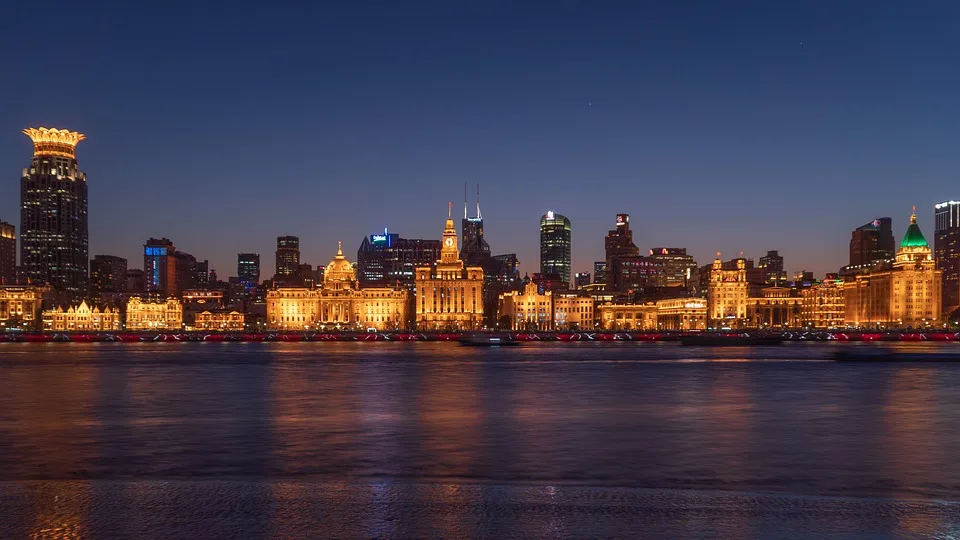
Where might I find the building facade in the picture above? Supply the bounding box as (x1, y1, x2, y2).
(414, 206, 484, 330)
(0, 285, 44, 330)
(649, 248, 697, 289)
(934, 201, 960, 314)
(43, 301, 121, 331)
(0, 221, 15, 285)
(90, 255, 128, 300)
(497, 281, 594, 330)
(540, 211, 571, 286)
(144, 238, 177, 296)
(746, 287, 802, 328)
(849, 217, 894, 267)
(193, 310, 245, 331)
(707, 256, 764, 328)
(266, 243, 409, 330)
(125, 297, 184, 331)
(461, 186, 491, 266)
(238, 253, 260, 284)
(844, 211, 941, 328)
(597, 303, 658, 330)
(20, 128, 88, 301)
(275, 236, 300, 278)
(800, 279, 845, 329)
(655, 298, 707, 330)
(356, 230, 441, 287)
(758, 250, 786, 285)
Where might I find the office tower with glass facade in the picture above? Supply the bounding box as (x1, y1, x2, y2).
(539, 211, 571, 285)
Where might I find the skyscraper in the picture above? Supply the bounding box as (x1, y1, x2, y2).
(461, 184, 490, 266)
(649, 247, 698, 289)
(0, 221, 15, 285)
(934, 201, 960, 313)
(356, 229, 441, 287)
(90, 255, 128, 298)
(758, 250, 786, 286)
(849, 217, 894, 267)
(238, 253, 260, 284)
(540, 211, 571, 285)
(144, 238, 176, 297)
(20, 127, 88, 301)
(275, 236, 300, 277)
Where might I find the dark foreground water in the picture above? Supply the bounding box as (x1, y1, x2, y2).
(3, 342, 960, 538)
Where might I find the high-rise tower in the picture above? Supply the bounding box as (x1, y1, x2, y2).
(275, 236, 300, 277)
(20, 127, 88, 301)
(540, 211, 572, 285)
(935, 201, 960, 313)
(461, 184, 490, 266)
(0, 221, 15, 284)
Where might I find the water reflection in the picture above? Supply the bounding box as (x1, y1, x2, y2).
(2, 342, 960, 534)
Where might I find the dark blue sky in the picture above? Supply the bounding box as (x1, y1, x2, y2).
(2, 1, 958, 278)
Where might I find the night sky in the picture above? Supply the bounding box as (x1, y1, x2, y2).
(1, 1, 958, 279)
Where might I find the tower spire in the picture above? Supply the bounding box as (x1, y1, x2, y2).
(464, 183, 468, 219)
(476, 183, 482, 220)
(448, 201, 452, 219)
(911, 205, 917, 224)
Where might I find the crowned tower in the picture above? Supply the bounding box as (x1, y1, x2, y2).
(20, 127, 88, 302)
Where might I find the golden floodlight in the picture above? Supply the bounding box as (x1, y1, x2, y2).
(22, 127, 86, 158)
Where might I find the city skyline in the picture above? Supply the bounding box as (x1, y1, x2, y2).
(2, 2, 958, 278)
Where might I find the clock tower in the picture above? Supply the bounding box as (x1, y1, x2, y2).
(441, 202, 460, 264)
(414, 204, 485, 330)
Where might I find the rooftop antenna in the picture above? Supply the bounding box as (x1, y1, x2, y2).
(464, 183, 468, 220)
(476, 183, 482, 220)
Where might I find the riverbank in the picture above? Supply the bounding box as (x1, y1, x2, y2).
(1, 330, 958, 343)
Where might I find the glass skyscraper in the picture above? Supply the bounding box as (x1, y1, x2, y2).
(539, 211, 571, 285)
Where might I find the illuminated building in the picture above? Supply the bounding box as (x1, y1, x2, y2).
(746, 287, 802, 328)
(593, 261, 607, 286)
(707, 255, 764, 329)
(266, 243, 409, 330)
(758, 250, 786, 286)
(238, 253, 260, 284)
(655, 298, 707, 330)
(415, 205, 484, 330)
(461, 185, 491, 266)
(43, 301, 121, 331)
(844, 210, 942, 328)
(597, 303, 657, 330)
(0, 221, 15, 284)
(20, 127, 88, 301)
(275, 236, 300, 278)
(574, 272, 591, 289)
(144, 238, 176, 296)
(193, 310, 244, 331)
(182, 289, 225, 328)
(90, 255, 127, 300)
(934, 201, 960, 313)
(125, 297, 183, 331)
(849, 217, 894, 267)
(801, 279, 845, 329)
(0, 285, 44, 330)
(649, 247, 697, 289)
(604, 214, 639, 291)
(497, 281, 594, 330)
(356, 229, 441, 286)
(540, 211, 571, 286)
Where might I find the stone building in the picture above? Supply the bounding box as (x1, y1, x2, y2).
(125, 297, 183, 331)
(0, 285, 44, 330)
(266, 243, 409, 330)
(498, 281, 594, 330)
(800, 279, 845, 329)
(414, 205, 484, 330)
(844, 210, 942, 328)
(43, 301, 121, 331)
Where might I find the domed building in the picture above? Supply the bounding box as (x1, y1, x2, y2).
(266, 243, 409, 330)
(844, 209, 942, 328)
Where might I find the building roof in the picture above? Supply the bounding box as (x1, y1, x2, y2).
(901, 210, 928, 248)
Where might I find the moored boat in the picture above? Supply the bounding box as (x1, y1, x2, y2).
(458, 332, 520, 346)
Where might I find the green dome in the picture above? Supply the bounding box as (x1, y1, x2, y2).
(901, 212, 928, 248)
